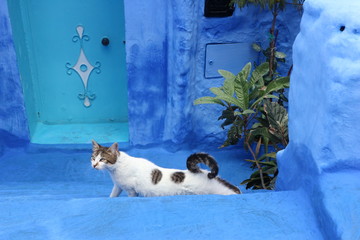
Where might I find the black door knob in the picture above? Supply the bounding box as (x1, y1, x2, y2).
(102, 37, 110, 46)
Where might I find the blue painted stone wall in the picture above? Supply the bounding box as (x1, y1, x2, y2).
(0, 0, 301, 148)
(0, 0, 28, 148)
(124, 0, 301, 146)
(2, 0, 360, 238)
(277, 0, 360, 238)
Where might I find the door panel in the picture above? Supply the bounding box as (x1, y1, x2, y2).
(25, 0, 127, 124)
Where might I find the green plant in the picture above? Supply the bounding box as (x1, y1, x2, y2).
(252, 42, 288, 105)
(193, 0, 303, 190)
(194, 62, 289, 190)
(231, 0, 305, 79)
(241, 99, 288, 189)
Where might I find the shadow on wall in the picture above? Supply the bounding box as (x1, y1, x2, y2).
(0, 130, 27, 156)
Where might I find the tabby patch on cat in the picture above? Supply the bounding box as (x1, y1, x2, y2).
(91, 140, 241, 197)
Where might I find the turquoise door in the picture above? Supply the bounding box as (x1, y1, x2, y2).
(8, 0, 128, 143)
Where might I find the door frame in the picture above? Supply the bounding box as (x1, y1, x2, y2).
(7, 0, 129, 143)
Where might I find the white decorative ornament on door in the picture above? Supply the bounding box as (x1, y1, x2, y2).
(66, 25, 101, 107)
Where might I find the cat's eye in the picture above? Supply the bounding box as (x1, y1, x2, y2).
(100, 158, 107, 163)
(91, 157, 95, 161)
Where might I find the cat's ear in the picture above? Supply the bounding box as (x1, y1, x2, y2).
(92, 140, 100, 151)
(109, 142, 119, 154)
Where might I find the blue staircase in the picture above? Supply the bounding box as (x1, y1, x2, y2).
(0, 146, 322, 240)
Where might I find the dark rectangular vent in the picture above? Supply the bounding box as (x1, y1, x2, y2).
(204, 0, 235, 17)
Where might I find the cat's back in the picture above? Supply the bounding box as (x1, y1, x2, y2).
(119, 151, 159, 171)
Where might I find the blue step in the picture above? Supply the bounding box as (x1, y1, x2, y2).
(0, 146, 323, 239)
(0, 189, 322, 240)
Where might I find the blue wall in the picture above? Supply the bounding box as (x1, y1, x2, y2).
(3, 0, 360, 238)
(0, 0, 301, 148)
(277, 0, 360, 238)
(0, 0, 28, 146)
(124, 1, 301, 146)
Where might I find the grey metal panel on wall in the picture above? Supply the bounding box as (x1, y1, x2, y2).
(205, 42, 259, 78)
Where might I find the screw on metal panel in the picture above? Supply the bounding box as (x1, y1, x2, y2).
(209, 60, 214, 65)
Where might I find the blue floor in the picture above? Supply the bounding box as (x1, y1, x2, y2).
(0, 144, 323, 239)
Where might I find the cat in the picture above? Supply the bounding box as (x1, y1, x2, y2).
(91, 140, 241, 197)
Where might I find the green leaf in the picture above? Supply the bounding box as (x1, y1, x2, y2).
(249, 127, 271, 140)
(250, 94, 278, 109)
(264, 101, 288, 128)
(252, 43, 262, 52)
(279, 93, 288, 103)
(240, 179, 252, 185)
(242, 109, 256, 115)
(219, 70, 235, 96)
(250, 169, 261, 178)
(264, 152, 277, 158)
(219, 108, 237, 128)
(209, 87, 224, 96)
(250, 122, 263, 129)
(193, 96, 225, 106)
(263, 166, 277, 175)
(239, 62, 252, 81)
(247, 131, 268, 147)
(218, 108, 236, 120)
(209, 87, 241, 107)
(250, 62, 269, 86)
(221, 119, 244, 148)
(234, 81, 249, 110)
(263, 101, 289, 144)
(218, 69, 236, 80)
(234, 109, 256, 116)
(264, 94, 279, 99)
(245, 159, 276, 167)
(275, 52, 286, 59)
(265, 77, 290, 94)
(249, 88, 261, 102)
(234, 63, 252, 110)
(220, 118, 235, 128)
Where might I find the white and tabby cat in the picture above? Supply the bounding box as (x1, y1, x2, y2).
(91, 140, 241, 197)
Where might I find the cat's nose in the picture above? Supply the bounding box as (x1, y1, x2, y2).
(93, 163, 98, 168)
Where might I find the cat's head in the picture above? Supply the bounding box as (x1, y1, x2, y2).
(91, 140, 119, 170)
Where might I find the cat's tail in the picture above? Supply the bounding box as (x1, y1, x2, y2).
(186, 153, 219, 179)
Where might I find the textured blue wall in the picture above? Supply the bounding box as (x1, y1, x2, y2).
(0, 0, 301, 148)
(124, 0, 301, 146)
(0, 0, 29, 148)
(4, 0, 360, 239)
(277, 0, 360, 238)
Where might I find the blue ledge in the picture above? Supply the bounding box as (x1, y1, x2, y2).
(0, 192, 322, 240)
(0, 145, 322, 240)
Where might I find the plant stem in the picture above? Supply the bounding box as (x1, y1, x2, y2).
(287, 64, 293, 76)
(282, 133, 288, 146)
(269, 4, 279, 80)
(246, 139, 267, 189)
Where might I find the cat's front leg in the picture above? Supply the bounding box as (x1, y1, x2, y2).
(127, 189, 139, 197)
(110, 184, 122, 198)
